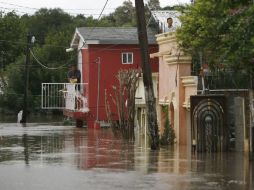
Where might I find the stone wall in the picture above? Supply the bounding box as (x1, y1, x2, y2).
(209, 90, 250, 152)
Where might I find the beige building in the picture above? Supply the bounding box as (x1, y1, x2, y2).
(150, 11, 198, 146)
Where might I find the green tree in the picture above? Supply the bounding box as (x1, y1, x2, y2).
(0, 2, 159, 113)
(176, 0, 254, 86)
(1, 56, 25, 112)
(0, 12, 26, 69)
(162, 5, 186, 12)
(147, 0, 161, 10)
(108, 0, 136, 26)
(1, 9, 77, 112)
(24, 8, 73, 44)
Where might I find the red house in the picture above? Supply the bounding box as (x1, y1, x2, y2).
(64, 27, 158, 128)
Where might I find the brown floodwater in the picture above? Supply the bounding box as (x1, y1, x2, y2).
(0, 123, 253, 190)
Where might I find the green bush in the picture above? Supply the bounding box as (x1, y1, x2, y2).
(160, 106, 175, 145)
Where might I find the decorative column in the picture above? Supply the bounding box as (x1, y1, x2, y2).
(181, 76, 198, 147)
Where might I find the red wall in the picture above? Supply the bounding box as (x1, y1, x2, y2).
(82, 44, 158, 126)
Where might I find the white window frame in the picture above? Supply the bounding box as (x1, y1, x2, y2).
(122, 52, 133, 64)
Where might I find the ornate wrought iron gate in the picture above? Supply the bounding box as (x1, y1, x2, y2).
(191, 95, 228, 152)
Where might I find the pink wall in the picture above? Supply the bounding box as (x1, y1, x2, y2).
(158, 62, 192, 145)
(158, 59, 178, 102)
(178, 64, 191, 145)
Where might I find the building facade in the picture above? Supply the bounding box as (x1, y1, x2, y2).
(66, 27, 159, 128)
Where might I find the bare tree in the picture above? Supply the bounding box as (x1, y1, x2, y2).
(105, 69, 140, 140)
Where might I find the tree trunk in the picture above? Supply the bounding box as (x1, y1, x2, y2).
(135, 0, 159, 150)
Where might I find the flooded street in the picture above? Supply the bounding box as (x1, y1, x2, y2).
(0, 123, 253, 190)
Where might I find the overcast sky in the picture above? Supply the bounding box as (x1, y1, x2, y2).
(1, 0, 190, 16)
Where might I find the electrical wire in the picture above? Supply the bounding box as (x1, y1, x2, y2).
(1, 0, 158, 67)
(1, 0, 109, 50)
(0, 1, 38, 10)
(80, 0, 109, 48)
(0, 7, 109, 16)
(97, 0, 109, 20)
(30, 0, 142, 70)
(0, 6, 28, 14)
(0, 1, 113, 16)
(0, 92, 42, 97)
(0, 39, 71, 49)
(0, 38, 158, 55)
(0, 1, 116, 11)
(0, 0, 142, 50)
(30, 49, 68, 70)
(77, 0, 157, 53)
(0, 39, 30, 46)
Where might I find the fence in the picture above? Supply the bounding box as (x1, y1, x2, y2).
(41, 83, 89, 112)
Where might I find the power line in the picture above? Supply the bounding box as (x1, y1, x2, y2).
(0, 1, 116, 11)
(0, 92, 42, 97)
(0, 1, 38, 10)
(0, 1, 114, 16)
(75, 0, 154, 54)
(0, 6, 28, 14)
(30, 49, 68, 70)
(0, 6, 110, 16)
(0, 39, 70, 49)
(1, 0, 158, 64)
(0, 39, 32, 46)
(62, 8, 116, 11)
(1, 61, 68, 68)
(84, 0, 110, 40)
(74, 0, 110, 52)
(0, 38, 158, 54)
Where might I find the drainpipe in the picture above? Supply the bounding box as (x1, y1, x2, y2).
(94, 57, 101, 129)
(199, 51, 205, 95)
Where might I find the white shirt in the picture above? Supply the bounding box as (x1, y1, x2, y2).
(164, 26, 177, 33)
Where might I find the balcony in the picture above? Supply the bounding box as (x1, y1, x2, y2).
(41, 83, 89, 112)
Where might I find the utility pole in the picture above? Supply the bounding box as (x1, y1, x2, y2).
(135, 0, 159, 149)
(20, 33, 33, 123)
(0, 51, 4, 89)
(1, 51, 4, 72)
(249, 71, 254, 160)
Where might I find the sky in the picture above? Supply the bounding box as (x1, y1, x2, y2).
(0, 0, 190, 16)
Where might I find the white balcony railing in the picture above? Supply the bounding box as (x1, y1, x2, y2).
(41, 83, 89, 112)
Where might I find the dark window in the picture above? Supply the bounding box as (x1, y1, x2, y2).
(122, 52, 133, 64)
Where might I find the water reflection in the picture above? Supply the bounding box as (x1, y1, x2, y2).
(0, 123, 253, 190)
(22, 134, 29, 165)
(72, 128, 135, 170)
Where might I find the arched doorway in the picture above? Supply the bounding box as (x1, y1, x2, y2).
(191, 96, 228, 152)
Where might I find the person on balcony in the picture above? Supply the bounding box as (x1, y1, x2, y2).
(67, 64, 81, 84)
(67, 64, 84, 110)
(166, 17, 176, 32)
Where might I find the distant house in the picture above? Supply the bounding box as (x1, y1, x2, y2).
(64, 27, 159, 128)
